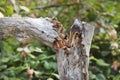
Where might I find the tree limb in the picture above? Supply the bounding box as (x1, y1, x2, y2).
(0, 17, 94, 80)
(0, 17, 58, 47)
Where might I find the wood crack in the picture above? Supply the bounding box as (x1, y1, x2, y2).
(0, 17, 94, 80)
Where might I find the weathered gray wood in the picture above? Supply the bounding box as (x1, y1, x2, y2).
(57, 19, 94, 80)
(0, 18, 94, 80)
(0, 17, 58, 47)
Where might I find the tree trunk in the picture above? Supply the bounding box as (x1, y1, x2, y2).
(0, 17, 94, 80)
(57, 20, 94, 80)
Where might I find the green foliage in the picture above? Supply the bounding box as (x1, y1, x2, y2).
(0, 37, 58, 80)
(0, 0, 120, 80)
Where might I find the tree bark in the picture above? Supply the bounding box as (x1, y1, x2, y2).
(0, 17, 94, 80)
(0, 17, 58, 47)
(57, 20, 94, 80)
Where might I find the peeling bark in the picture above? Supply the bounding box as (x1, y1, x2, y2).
(0, 17, 94, 80)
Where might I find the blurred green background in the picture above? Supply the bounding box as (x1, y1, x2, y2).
(0, 0, 120, 80)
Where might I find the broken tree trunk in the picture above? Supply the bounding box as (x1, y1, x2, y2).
(57, 20, 94, 80)
(0, 17, 94, 80)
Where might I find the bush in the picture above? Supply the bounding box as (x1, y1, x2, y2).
(0, 0, 120, 80)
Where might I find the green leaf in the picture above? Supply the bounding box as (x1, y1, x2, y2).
(96, 74, 106, 80)
(89, 71, 96, 79)
(96, 59, 109, 67)
(47, 78, 54, 80)
(113, 75, 120, 80)
(34, 71, 43, 77)
(0, 65, 7, 70)
(0, 75, 9, 80)
(101, 51, 110, 57)
(90, 56, 109, 67)
(38, 54, 55, 60)
(7, 37, 20, 47)
(91, 44, 100, 49)
(27, 53, 35, 59)
(1, 58, 10, 63)
(49, 62, 57, 70)
(20, 6, 30, 13)
(6, 6, 14, 15)
(44, 61, 50, 70)
(38, 54, 47, 60)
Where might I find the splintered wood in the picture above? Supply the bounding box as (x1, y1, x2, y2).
(0, 17, 94, 80)
(56, 19, 94, 80)
(51, 18, 68, 49)
(51, 18, 84, 52)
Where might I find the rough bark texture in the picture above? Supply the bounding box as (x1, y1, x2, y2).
(57, 20, 94, 80)
(0, 17, 94, 80)
(0, 17, 58, 47)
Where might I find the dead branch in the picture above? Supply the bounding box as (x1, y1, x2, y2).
(0, 17, 94, 80)
(0, 17, 59, 47)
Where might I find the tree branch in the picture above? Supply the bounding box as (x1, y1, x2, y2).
(0, 17, 58, 47)
(0, 17, 94, 80)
